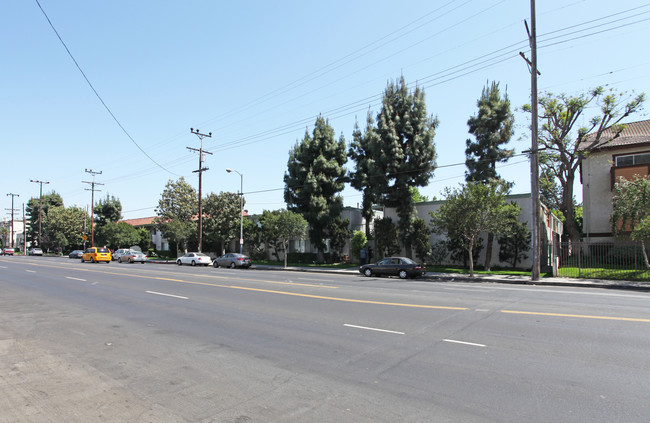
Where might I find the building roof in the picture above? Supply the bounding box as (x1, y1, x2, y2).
(580, 119, 650, 151)
(121, 211, 251, 227)
(121, 217, 156, 226)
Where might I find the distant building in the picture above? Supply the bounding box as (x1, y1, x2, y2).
(0, 218, 27, 252)
(121, 217, 168, 251)
(383, 193, 563, 269)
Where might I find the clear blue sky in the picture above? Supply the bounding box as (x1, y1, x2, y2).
(2, 0, 649, 221)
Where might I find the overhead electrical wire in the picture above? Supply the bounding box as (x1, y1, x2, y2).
(35, 1, 648, 190)
(34, 0, 179, 177)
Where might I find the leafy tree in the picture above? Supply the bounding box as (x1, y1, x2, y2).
(447, 234, 483, 268)
(410, 187, 429, 203)
(284, 116, 347, 261)
(0, 227, 8, 248)
(43, 205, 87, 252)
(611, 175, 650, 269)
(155, 177, 198, 254)
(465, 81, 514, 270)
(352, 77, 437, 256)
(430, 180, 518, 276)
(410, 217, 431, 264)
(243, 217, 265, 260)
(260, 209, 307, 268)
(498, 205, 531, 268)
(528, 87, 645, 243)
(328, 218, 351, 259)
(26, 191, 63, 247)
(349, 113, 381, 237)
(96, 221, 142, 249)
(93, 194, 123, 228)
(203, 191, 242, 255)
(350, 230, 367, 262)
(135, 227, 152, 251)
(373, 217, 400, 259)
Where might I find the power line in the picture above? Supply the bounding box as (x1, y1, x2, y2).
(34, 0, 178, 177)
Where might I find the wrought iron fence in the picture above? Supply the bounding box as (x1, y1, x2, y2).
(548, 241, 650, 281)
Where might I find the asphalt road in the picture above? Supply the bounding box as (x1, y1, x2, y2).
(1, 255, 649, 422)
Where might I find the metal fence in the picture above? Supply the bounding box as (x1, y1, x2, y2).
(548, 241, 650, 281)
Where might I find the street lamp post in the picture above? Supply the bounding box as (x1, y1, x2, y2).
(226, 168, 243, 254)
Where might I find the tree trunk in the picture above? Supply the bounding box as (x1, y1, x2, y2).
(484, 232, 494, 271)
(468, 238, 475, 277)
(283, 240, 288, 268)
(562, 172, 581, 243)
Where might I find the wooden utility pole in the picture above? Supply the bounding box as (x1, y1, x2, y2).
(189, 128, 212, 253)
(82, 169, 103, 247)
(30, 179, 50, 247)
(5, 193, 20, 249)
(521, 0, 541, 281)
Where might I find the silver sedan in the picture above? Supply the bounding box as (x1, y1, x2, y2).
(213, 253, 252, 269)
(176, 252, 212, 266)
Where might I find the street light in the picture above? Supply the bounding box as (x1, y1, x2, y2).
(226, 168, 244, 254)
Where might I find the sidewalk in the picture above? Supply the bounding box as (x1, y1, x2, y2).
(249, 264, 650, 292)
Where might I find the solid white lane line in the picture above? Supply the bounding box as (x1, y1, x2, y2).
(66, 276, 87, 282)
(344, 324, 405, 335)
(443, 339, 486, 347)
(146, 291, 188, 300)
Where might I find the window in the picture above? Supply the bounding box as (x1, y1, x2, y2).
(615, 152, 650, 167)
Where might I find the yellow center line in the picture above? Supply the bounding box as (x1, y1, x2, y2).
(501, 310, 650, 323)
(22, 261, 459, 310)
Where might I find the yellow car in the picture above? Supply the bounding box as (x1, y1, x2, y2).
(81, 247, 112, 263)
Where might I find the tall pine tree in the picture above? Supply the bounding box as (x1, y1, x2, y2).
(284, 116, 347, 261)
(375, 77, 437, 256)
(464, 81, 514, 270)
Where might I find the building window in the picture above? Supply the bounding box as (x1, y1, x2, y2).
(615, 152, 650, 167)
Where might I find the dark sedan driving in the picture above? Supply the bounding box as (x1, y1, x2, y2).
(359, 257, 426, 279)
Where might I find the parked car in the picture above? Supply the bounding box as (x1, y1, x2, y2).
(118, 251, 147, 263)
(113, 248, 134, 261)
(81, 247, 112, 263)
(176, 252, 212, 266)
(69, 250, 84, 259)
(1, 247, 15, 256)
(359, 257, 426, 279)
(213, 253, 252, 269)
(28, 248, 43, 256)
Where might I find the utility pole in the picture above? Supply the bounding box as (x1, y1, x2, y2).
(189, 128, 212, 253)
(5, 193, 20, 249)
(22, 203, 27, 253)
(82, 169, 103, 247)
(521, 0, 541, 281)
(30, 179, 50, 247)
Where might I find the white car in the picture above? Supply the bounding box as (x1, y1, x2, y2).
(118, 251, 147, 263)
(176, 252, 212, 267)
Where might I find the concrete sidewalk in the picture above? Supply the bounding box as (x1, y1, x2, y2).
(249, 264, 650, 292)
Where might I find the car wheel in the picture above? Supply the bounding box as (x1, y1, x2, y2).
(213, 261, 219, 268)
(399, 270, 408, 279)
(90, 257, 95, 263)
(363, 268, 372, 277)
(129, 258, 134, 263)
(191, 260, 196, 266)
(177, 260, 182, 266)
(230, 262, 236, 269)
(80, 257, 84, 263)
